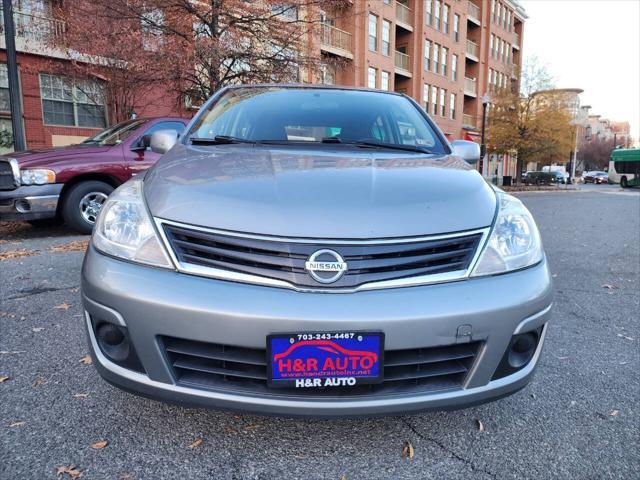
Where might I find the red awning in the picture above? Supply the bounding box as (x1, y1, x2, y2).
(464, 132, 481, 142)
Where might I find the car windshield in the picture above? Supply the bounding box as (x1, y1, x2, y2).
(82, 119, 146, 146)
(188, 87, 446, 153)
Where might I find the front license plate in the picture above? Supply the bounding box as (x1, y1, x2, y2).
(267, 332, 384, 389)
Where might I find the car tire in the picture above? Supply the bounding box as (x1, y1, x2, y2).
(621, 176, 628, 188)
(61, 181, 114, 234)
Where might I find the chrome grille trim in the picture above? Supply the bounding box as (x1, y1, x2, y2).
(155, 217, 490, 293)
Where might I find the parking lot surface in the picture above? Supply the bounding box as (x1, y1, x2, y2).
(1, 187, 639, 479)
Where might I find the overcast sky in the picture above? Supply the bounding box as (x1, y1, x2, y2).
(519, 0, 640, 140)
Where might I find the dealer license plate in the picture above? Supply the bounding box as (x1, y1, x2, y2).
(267, 332, 384, 388)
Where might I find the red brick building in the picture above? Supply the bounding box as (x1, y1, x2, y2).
(0, 0, 185, 153)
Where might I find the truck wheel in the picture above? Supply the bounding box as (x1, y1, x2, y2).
(621, 176, 628, 188)
(62, 181, 114, 234)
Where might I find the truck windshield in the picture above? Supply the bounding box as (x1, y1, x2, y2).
(188, 87, 446, 154)
(82, 119, 146, 146)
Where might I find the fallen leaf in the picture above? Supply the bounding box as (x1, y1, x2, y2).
(610, 409, 620, 417)
(91, 440, 108, 449)
(401, 440, 414, 460)
(9, 421, 25, 427)
(616, 334, 634, 341)
(68, 287, 80, 293)
(188, 438, 204, 449)
(73, 393, 90, 398)
(79, 355, 92, 365)
(241, 424, 261, 432)
(476, 419, 485, 432)
(54, 303, 72, 311)
(32, 327, 45, 332)
(0, 351, 24, 355)
(0, 375, 9, 383)
(56, 464, 83, 479)
(601, 284, 618, 290)
(33, 378, 47, 387)
(48, 240, 89, 253)
(340, 476, 348, 480)
(0, 249, 37, 261)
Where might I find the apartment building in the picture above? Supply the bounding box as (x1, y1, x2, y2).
(319, 0, 527, 177)
(0, 0, 183, 152)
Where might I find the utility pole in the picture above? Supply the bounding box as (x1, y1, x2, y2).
(2, 0, 27, 151)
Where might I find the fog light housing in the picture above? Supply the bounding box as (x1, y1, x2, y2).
(492, 327, 543, 380)
(90, 317, 145, 373)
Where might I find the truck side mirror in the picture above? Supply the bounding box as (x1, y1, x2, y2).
(450, 140, 481, 164)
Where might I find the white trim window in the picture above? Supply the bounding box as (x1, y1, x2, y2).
(439, 88, 446, 117)
(382, 19, 391, 56)
(0, 63, 10, 112)
(441, 46, 448, 76)
(442, 4, 449, 34)
(367, 67, 377, 89)
(434, 1, 441, 30)
(431, 85, 437, 116)
(381, 71, 390, 91)
(453, 14, 460, 42)
(433, 44, 439, 73)
(423, 83, 430, 110)
(425, 0, 433, 25)
(449, 92, 456, 120)
(368, 14, 378, 52)
(424, 40, 431, 71)
(40, 74, 106, 128)
(452, 54, 458, 81)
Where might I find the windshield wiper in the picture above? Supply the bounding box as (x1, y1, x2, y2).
(321, 137, 431, 154)
(190, 135, 255, 145)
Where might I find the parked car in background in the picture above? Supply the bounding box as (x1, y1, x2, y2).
(523, 171, 555, 185)
(583, 171, 609, 184)
(552, 171, 570, 184)
(0, 117, 187, 233)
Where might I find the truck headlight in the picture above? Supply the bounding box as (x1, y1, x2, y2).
(472, 194, 543, 276)
(20, 169, 56, 185)
(92, 179, 173, 269)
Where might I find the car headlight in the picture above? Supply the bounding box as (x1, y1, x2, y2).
(92, 179, 173, 269)
(20, 169, 56, 185)
(472, 194, 543, 276)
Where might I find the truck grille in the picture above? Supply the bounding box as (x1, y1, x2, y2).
(161, 222, 484, 290)
(0, 159, 19, 191)
(162, 336, 480, 397)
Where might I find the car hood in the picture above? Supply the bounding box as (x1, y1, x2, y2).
(3, 145, 112, 169)
(144, 145, 497, 238)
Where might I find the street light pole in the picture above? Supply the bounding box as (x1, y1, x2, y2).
(2, 0, 27, 151)
(480, 93, 490, 177)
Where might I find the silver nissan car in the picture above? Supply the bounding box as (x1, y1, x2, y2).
(81, 85, 553, 416)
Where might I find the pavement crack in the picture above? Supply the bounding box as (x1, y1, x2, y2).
(4, 285, 79, 301)
(401, 417, 498, 479)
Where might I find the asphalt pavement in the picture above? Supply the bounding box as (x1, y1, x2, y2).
(1, 185, 639, 480)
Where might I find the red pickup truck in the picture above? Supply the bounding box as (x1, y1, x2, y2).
(0, 117, 187, 233)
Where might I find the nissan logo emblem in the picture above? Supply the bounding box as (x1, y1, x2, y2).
(304, 249, 348, 284)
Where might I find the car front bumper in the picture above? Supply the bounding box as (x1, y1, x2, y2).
(81, 245, 554, 417)
(0, 184, 62, 221)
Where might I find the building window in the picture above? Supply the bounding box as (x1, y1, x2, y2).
(40, 74, 106, 128)
(272, 4, 299, 20)
(507, 10, 512, 31)
(452, 54, 458, 81)
(502, 7, 507, 28)
(441, 47, 448, 75)
(431, 86, 437, 116)
(434, 1, 441, 30)
(382, 19, 391, 56)
(497, 3, 502, 25)
(453, 14, 460, 42)
(424, 40, 431, 71)
(368, 14, 378, 52)
(381, 71, 390, 91)
(439, 88, 446, 116)
(450, 93, 456, 120)
(442, 4, 449, 34)
(423, 84, 430, 110)
(141, 8, 165, 51)
(320, 63, 335, 85)
(425, 0, 433, 26)
(433, 44, 439, 73)
(0, 64, 10, 112)
(384, 0, 392, 4)
(491, 0, 496, 22)
(500, 39, 505, 62)
(367, 67, 377, 89)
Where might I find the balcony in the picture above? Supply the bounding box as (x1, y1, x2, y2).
(0, 9, 65, 43)
(465, 39, 479, 61)
(467, 2, 481, 26)
(394, 51, 412, 77)
(513, 32, 520, 50)
(462, 114, 478, 130)
(463, 77, 477, 97)
(395, 2, 413, 31)
(320, 24, 353, 59)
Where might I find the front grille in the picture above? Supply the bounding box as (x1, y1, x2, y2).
(162, 336, 480, 397)
(0, 160, 18, 191)
(162, 222, 483, 290)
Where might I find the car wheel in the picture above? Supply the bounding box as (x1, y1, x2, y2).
(62, 181, 114, 234)
(621, 176, 628, 188)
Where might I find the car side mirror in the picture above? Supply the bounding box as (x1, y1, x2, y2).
(150, 130, 178, 155)
(451, 140, 481, 164)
